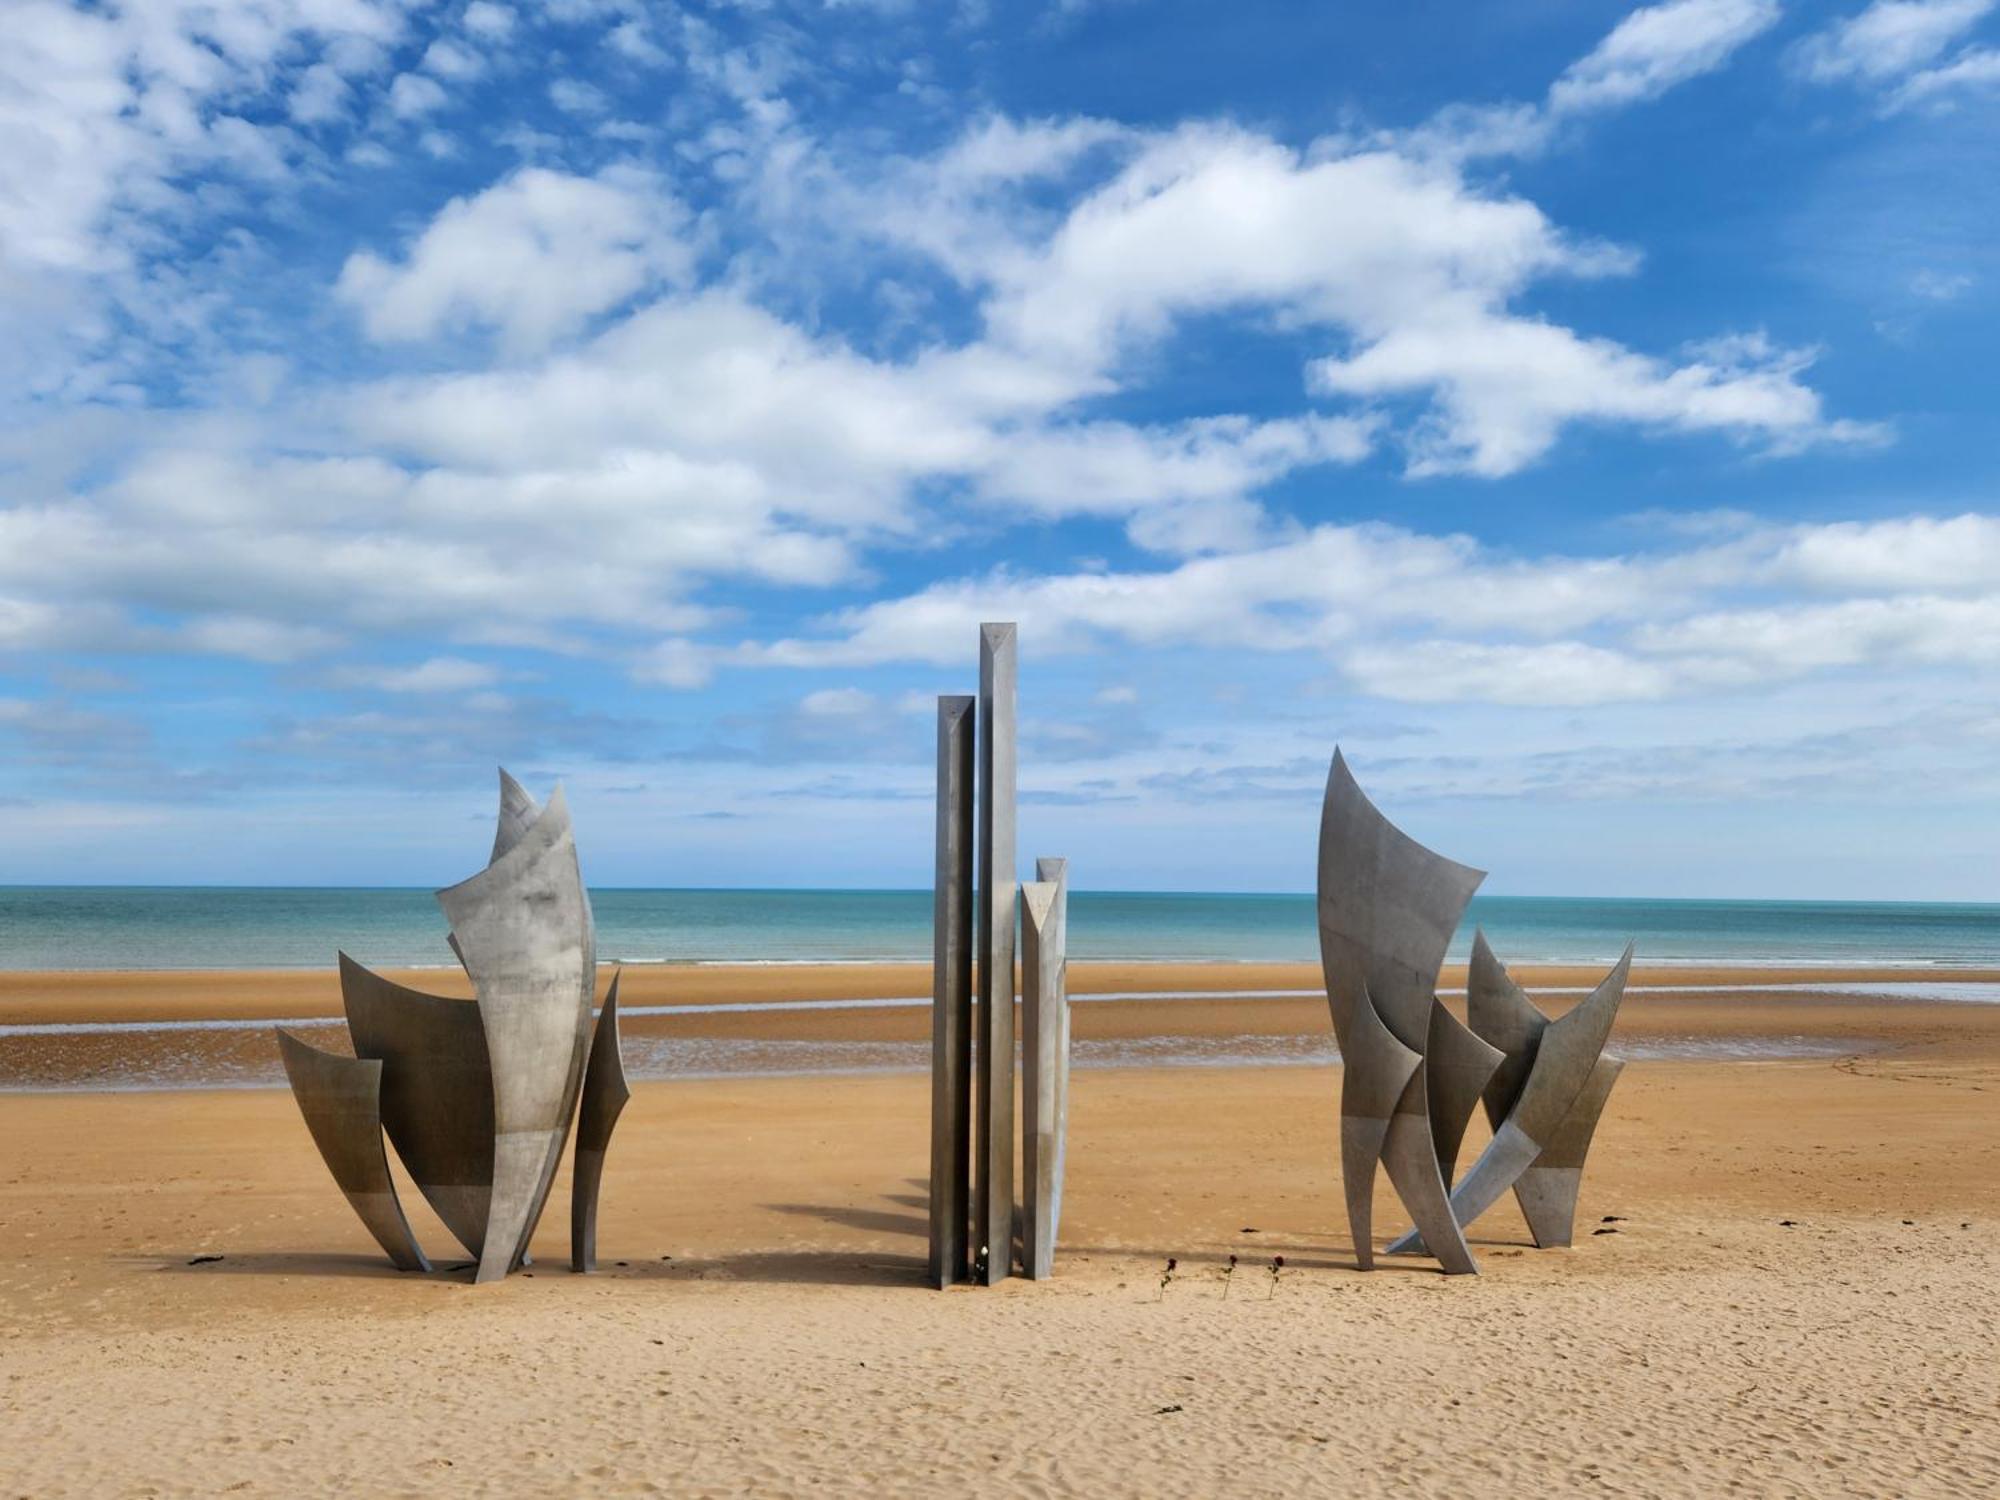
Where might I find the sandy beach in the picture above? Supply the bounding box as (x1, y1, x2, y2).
(3, 963, 1998, 1496)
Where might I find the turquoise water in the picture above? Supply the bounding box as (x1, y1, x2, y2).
(0, 887, 1995, 970)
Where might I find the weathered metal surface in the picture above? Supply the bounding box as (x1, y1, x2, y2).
(571, 971, 630, 1273)
(975, 623, 1017, 1284)
(928, 696, 976, 1290)
(1516, 1053, 1625, 1247)
(1465, 929, 1627, 1248)
(1318, 749, 1487, 1273)
(1020, 858, 1070, 1281)
(275, 1029, 430, 1272)
(1378, 1079, 1477, 1275)
(1316, 748, 1485, 1053)
(338, 952, 495, 1260)
(1392, 947, 1633, 1249)
(1424, 997, 1504, 1188)
(491, 767, 541, 863)
(1465, 928, 1546, 1124)
(1337, 984, 1420, 1271)
(436, 783, 596, 1284)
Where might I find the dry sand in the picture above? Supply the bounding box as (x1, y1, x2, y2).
(2, 964, 1998, 1496)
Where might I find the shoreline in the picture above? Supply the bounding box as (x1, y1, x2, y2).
(5, 960, 2000, 1095)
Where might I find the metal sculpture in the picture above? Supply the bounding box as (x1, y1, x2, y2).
(571, 971, 630, 1273)
(1320, 750, 1632, 1274)
(929, 624, 1072, 1285)
(438, 783, 596, 1283)
(276, 769, 622, 1282)
(974, 622, 1018, 1285)
(338, 953, 494, 1259)
(275, 1030, 430, 1272)
(928, 696, 975, 1290)
(1020, 857, 1070, 1281)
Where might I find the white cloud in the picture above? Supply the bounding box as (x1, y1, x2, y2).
(1342, 640, 1677, 706)
(463, 3, 515, 41)
(1794, 0, 1992, 82)
(336, 656, 501, 693)
(1548, 0, 1781, 114)
(1889, 44, 2000, 105)
(388, 71, 449, 117)
(335, 166, 695, 352)
(1406, 0, 1780, 160)
(550, 78, 611, 115)
(1793, 0, 2000, 108)
(703, 511, 2000, 707)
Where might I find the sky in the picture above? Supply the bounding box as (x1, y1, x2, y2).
(1, 0, 1997, 897)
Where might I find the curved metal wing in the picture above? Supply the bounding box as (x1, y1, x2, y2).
(275, 1029, 429, 1273)
(1424, 996, 1504, 1188)
(437, 783, 596, 1284)
(338, 952, 495, 1260)
(1317, 748, 1485, 1053)
(1516, 1052, 1625, 1248)
(1465, 927, 1548, 1124)
(570, 971, 631, 1273)
(1418, 945, 1633, 1240)
(492, 766, 541, 864)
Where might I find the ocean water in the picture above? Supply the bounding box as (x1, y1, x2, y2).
(0, 886, 1995, 971)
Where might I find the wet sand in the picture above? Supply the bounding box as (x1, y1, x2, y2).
(1, 965, 1997, 1495)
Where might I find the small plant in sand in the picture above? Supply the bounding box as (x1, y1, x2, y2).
(1157, 1256, 1177, 1301)
(1221, 1253, 1238, 1299)
(1267, 1255, 1285, 1300)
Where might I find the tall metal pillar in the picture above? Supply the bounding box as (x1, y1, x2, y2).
(928, 695, 975, 1288)
(974, 623, 1017, 1283)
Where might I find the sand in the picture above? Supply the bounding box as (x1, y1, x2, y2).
(2, 964, 1998, 1496)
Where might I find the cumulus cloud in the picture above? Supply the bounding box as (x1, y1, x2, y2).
(706, 513, 2000, 708)
(336, 166, 696, 352)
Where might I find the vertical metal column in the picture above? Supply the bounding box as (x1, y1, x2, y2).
(974, 623, 1017, 1283)
(1020, 855, 1069, 1280)
(928, 695, 975, 1288)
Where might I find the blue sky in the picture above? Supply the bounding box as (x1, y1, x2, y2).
(1, 0, 1997, 897)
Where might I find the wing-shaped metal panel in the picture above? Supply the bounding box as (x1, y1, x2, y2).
(1020, 863, 1070, 1281)
(338, 952, 495, 1260)
(1410, 946, 1632, 1242)
(275, 1029, 429, 1272)
(571, 971, 631, 1273)
(1316, 749, 1485, 1053)
(437, 784, 596, 1283)
(1516, 1053, 1625, 1247)
(491, 766, 541, 864)
(1424, 997, 1504, 1188)
(1465, 928, 1547, 1125)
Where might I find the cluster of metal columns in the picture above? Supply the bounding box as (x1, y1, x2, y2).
(929, 624, 1071, 1288)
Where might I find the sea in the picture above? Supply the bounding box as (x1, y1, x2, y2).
(1, 886, 1996, 971)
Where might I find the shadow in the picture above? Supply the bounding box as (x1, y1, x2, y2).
(634, 1249, 928, 1288)
(126, 1250, 474, 1282)
(761, 1201, 928, 1239)
(1056, 1241, 1454, 1276)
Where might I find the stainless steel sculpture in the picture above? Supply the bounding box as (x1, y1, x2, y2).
(1020, 857, 1070, 1281)
(275, 1030, 430, 1272)
(571, 971, 630, 1273)
(277, 768, 619, 1282)
(931, 625, 1068, 1286)
(928, 695, 975, 1289)
(438, 782, 597, 1283)
(1460, 929, 1626, 1248)
(974, 622, 1018, 1284)
(339, 953, 495, 1259)
(1319, 750, 1632, 1274)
